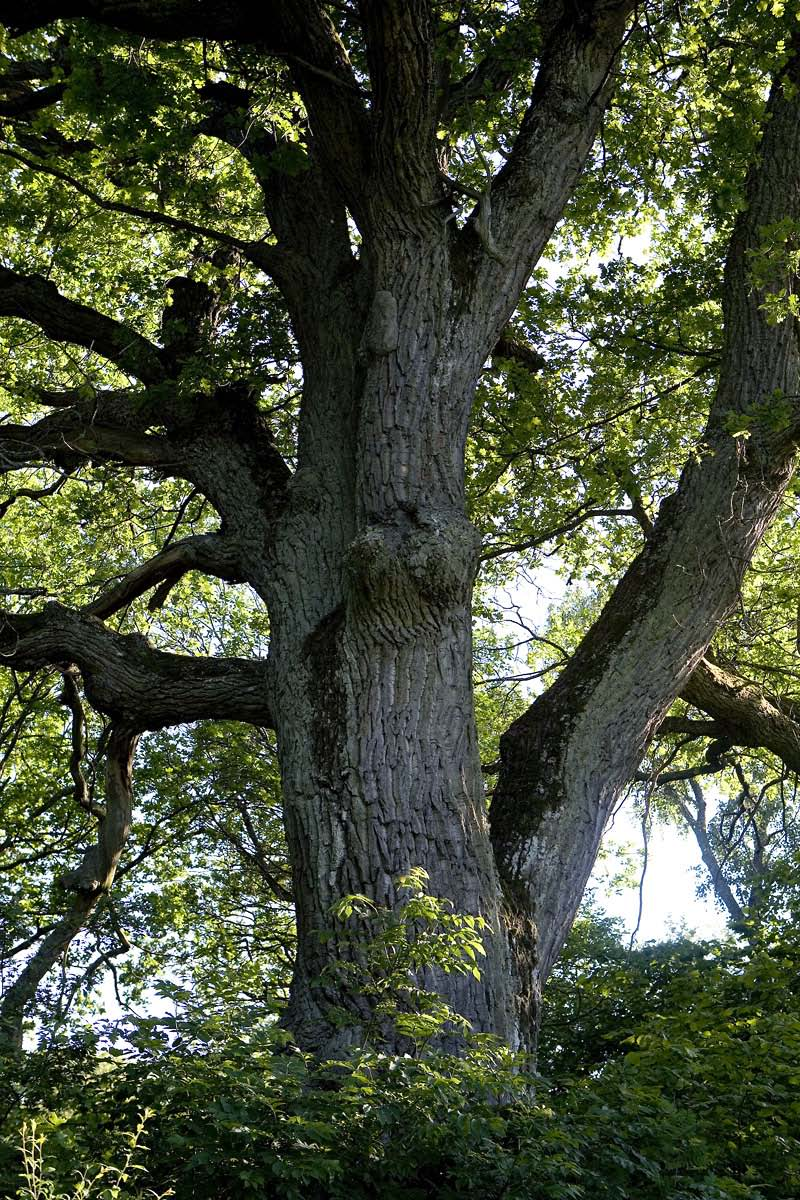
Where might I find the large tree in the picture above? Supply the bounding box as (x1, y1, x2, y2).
(3, 0, 800, 1056)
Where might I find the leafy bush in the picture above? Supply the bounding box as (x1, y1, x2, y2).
(3, 897, 799, 1199)
(14, 1110, 169, 1200)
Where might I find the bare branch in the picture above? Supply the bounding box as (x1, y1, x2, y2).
(666, 779, 746, 927)
(0, 471, 69, 518)
(84, 532, 247, 619)
(60, 666, 105, 820)
(634, 746, 732, 786)
(680, 658, 800, 776)
(4, 924, 58, 959)
(480, 506, 641, 561)
(0, 602, 273, 731)
(211, 796, 294, 903)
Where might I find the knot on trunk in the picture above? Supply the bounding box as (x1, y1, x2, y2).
(59, 846, 105, 894)
(346, 508, 480, 614)
(361, 290, 398, 357)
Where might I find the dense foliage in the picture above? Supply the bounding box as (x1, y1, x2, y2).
(3, 917, 800, 1199)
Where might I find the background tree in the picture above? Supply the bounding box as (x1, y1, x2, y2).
(3, 1, 800, 1057)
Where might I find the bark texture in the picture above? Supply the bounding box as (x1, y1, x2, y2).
(490, 40, 800, 1045)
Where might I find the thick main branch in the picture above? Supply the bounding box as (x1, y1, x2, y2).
(459, 1, 637, 357)
(679, 658, 800, 775)
(489, 33, 800, 1043)
(0, 603, 272, 730)
(0, 266, 167, 385)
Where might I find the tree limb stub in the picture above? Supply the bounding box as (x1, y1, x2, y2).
(491, 334, 547, 374)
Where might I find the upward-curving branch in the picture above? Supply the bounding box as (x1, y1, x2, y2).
(490, 31, 800, 1042)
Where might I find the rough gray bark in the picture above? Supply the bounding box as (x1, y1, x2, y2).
(490, 39, 800, 1046)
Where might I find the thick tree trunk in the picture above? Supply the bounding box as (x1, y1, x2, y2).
(5, 0, 800, 1067)
(0, 0, 640, 1058)
(265, 226, 518, 1054)
(263, 33, 800, 1054)
(273, 587, 515, 1054)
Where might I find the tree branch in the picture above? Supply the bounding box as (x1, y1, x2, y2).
(667, 779, 746, 926)
(679, 658, 800, 776)
(0, 412, 179, 474)
(84, 532, 248, 619)
(0, 1, 274, 39)
(358, 0, 439, 204)
(0, 603, 273, 730)
(0, 726, 137, 1052)
(0, 266, 167, 385)
(480, 506, 641, 561)
(196, 80, 355, 297)
(440, 16, 541, 123)
(0, 144, 282, 273)
(0, 470, 69, 518)
(656, 715, 728, 740)
(0, 2, 370, 208)
(489, 34, 800, 1018)
(0, 81, 64, 116)
(460, 1, 637, 351)
(60, 665, 105, 820)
